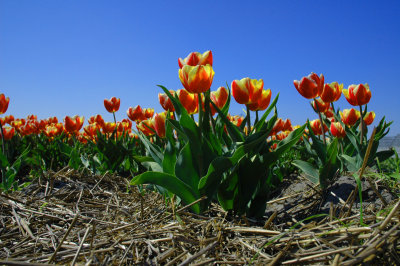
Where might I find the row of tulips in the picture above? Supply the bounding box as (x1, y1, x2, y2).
(0, 50, 393, 219)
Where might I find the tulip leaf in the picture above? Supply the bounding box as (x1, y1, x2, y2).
(210, 100, 244, 142)
(162, 119, 176, 175)
(175, 142, 200, 196)
(254, 93, 279, 132)
(136, 131, 163, 165)
(130, 171, 200, 214)
(292, 160, 319, 184)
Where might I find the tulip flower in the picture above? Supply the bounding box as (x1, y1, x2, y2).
(144, 108, 154, 119)
(88, 114, 105, 128)
(283, 119, 293, 131)
(104, 97, 120, 113)
(270, 118, 285, 135)
(0, 126, 15, 141)
(4, 115, 14, 125)
(0, 94, 10, 115)
(84, 123, 101, 139)
(178, 50, 213, 68)
(231, 78, 263, 105)
(294, 73, 324, 99)
(320, 82, 342, 103)
(179, 64, 215, 94)
(127, 105, 146, 122)
(342, 83, 371, 106)
(64, 115, 84, 133)
(102, 122, 116, 135)
(27, 114, 37, 121)
(153, 112, 167, 138)
(312, 98, 330, 113)
(137, 119, 155, 136)
(248, 88, 272, 111)
(210, 87, 229, 115)
(340, 108, 361, 127)
(227, 114, 244, 127)
(310, 119, 328, 135)
(159, 90, 175, 112)
(363, 111, 375, 125)
(324, 106, 334, 118)
(176, 89, 198, 115)
(330, 122, 346, 138)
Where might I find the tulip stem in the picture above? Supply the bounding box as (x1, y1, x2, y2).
(0, 120, 5, 182)
(198, 93, 203, 133)
(255, 111, 259, 125)
(112, 112, 117, 124)
(359, 105, 365, 143)
(314, 98, 326, 145)
(246, 106, 251, 135)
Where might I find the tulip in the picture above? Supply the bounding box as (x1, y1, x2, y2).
(102, 122, 116, 135)
(270, 118, 285, 135)
(179, 64, 215, 94)
(144, 108, 154, 119)
(4, 115, 14, 125)
(283, 119, 293, 131)
(27, 114, 37, 121)
(176, 89, 198, 115)
(330, 122, 346, 138)
(0, 94, 10, 115)
(84, 123, 101, 139)
(88, 114, 105, 128)
(340, 108, 361, 127)
(324, 106, 334, 118)
(137, 119, 155, 136)
(210, 87, 229, 115)
(320, 82, 342, 103)
(342, 83, 371, 106)
(127, 105, 146, 122)
(153, 112, 167, 138)
(312, 98, 330, 113)
(178, 50, 213, 68)
(363, 111, 375, 125)
(159, 90, 175, 112)
(294, 73, 324, 99)
(231, 78, 263, 105)
(64, 115, 84, 133)
(0, 127, 15, 141)
(104, 97, 120, 113)
(227, 114, 244, 127)
(248, 88, 272, 111)
(310, 119, 328, 135)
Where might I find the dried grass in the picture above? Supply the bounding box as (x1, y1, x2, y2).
(0, 168, 399, 265)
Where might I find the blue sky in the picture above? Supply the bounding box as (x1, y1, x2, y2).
(1, 0, 400, 135)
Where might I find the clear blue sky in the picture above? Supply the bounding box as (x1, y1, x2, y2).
(1, 0, 400, 135)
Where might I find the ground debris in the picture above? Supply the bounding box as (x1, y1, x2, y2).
(0, 169, 399, 265)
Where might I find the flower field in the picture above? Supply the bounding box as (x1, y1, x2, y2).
(0, 50, 399, 264)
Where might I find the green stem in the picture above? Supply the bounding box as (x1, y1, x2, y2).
(198, 93, 203, 134)
(314, 99, 326, 145)
(112, 112, 117, 124)
(359, 105, 365, 144)
(246, 105, 251, 135)
(255, 111, 259, 125)
(0, 120, 5, 184)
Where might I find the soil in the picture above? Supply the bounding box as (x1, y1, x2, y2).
(0, 168, 399, 265)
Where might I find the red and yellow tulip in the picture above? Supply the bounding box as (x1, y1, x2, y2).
(294, 73, 324, 99)
(330, 122, 346, 138)
(0, 94, 10, 115)
(104, 97, 120, 113)
(179, 64, 215, 94)
(343, 83, 371, 106)
(159, 90, 175, 112)
(231, 78, 263, 106)
(64, 115, 84, 133)
(320, 82, 342, 103)
(363, 111, 375, 125)
(178, 50, 213, 69)
(340, 108, 361, 127)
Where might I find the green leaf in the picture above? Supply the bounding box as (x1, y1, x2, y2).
(175, 142, 200, 196)
(130, 171, 200, 213)
(254, 93, 279, 132)
(163, 119, 176, 175)
(210, 100, 244, 142)
(292, 160, 319, 184)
